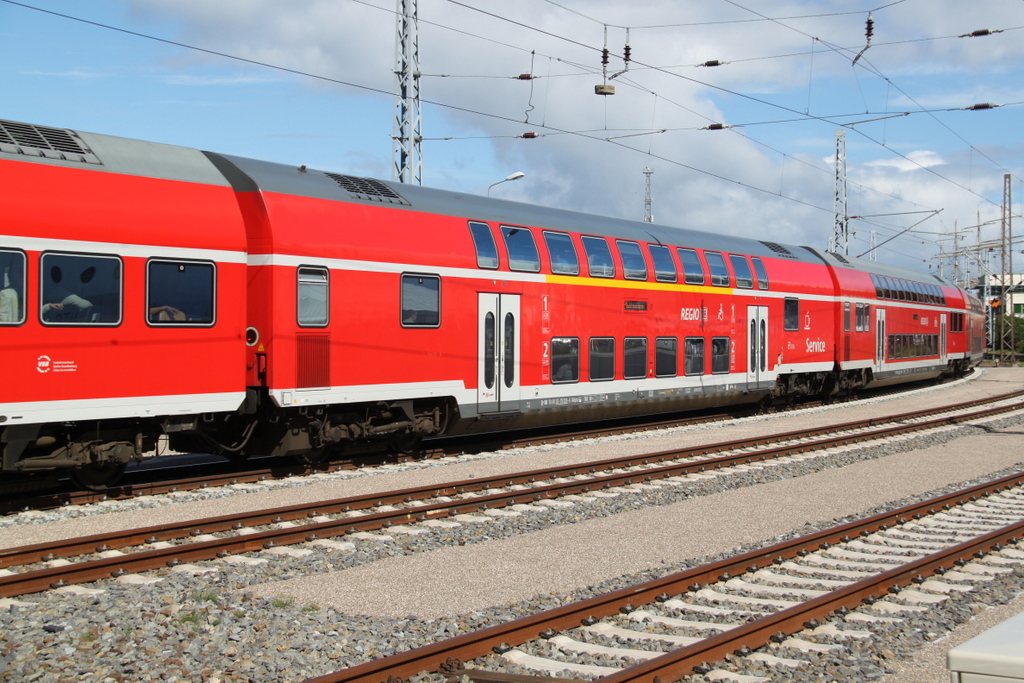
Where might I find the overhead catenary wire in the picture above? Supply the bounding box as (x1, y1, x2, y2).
(3, 0, 1014, 262)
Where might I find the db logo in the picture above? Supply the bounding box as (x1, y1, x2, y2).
(37, 355, 51, 373)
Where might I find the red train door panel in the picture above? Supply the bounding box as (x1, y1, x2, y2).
(875, 307, 887, 372)
(746, 305, 768, 389)
(940, 314, 947, 361)
(477, 293, 521, 414)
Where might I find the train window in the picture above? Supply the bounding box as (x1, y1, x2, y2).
(655, 337, 677, 377)
(784, 298, 799, 331)
(504, 312, 515, 388)
(676, 248, 705, 286)
(581, 236, 615, 278)
(728, 255, 753, 289)
(704, 251, 730, 287)
(648, 245, 677, 283)
(711, 337, 730, 373)
(468, 221, 499, 270)
(589, 337, 615, 381)
(617, 241, 648, 281)
(543, 232, 579, 276)
(296, 266, 328, 327)
(500, 226, 540, 272)
(751, 257, 768, 290)
(401, 273, 440, 327)
(882, 277, 894, 300)
(0, 249, 26, 325)
(863, 304, 870, 332)
(684, 337, 705, 375)
(910, 281, 922, 303)
(624, 337, 647, 379)
(483, 313, 495, 389)
(551, 337, 579, 383)
(844, 302, 851, 332)
(148, 260, 216, 326)
(870, 274, 883, 298)
(40, 252, 121, 326)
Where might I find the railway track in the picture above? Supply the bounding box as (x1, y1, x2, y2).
(2, 391, 1021, 601)
(304, 472, 1024, 683)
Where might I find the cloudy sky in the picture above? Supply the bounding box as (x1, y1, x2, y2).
(2, 0, 1023, 278)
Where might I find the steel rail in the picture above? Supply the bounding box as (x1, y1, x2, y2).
(301, 470, 1024, 683)
(1, 396, 1022, 592)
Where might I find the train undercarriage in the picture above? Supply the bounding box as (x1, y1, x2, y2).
(0, 360, 975, 493)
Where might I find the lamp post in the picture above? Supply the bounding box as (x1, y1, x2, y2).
(487, 171, 525, 196)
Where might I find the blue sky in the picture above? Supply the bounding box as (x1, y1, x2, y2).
(3, 0, 1023, 278)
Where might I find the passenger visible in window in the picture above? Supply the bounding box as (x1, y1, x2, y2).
(149, 305, 185, 322)
(42, 292, 93, 321)
(0, 254, 22, 323)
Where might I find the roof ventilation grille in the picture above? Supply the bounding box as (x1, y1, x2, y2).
(0, 119, 101, 165)
(759, 241, 797, 258)
(828, 251, 852, 265)
(324, 173, 409, 205)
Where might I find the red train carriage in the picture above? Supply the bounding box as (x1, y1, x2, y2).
(1, 121, 247, 489)
(0, 118, 983, 489)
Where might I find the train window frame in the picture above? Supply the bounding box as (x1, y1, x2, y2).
(0, 248, 26, 326)
(468, 221, 499, 270)
(543, 231, 580, 276)
(39, 251, 123, 327)
(871, 274, 884, 298)
(581, 236, 615, 278)
(401, 273, 441, 328)
(655, 337, 677, 377)
(617, 240, 649, 281)
(500, 225, 541, 273)
(684, 337, 705, 376)
(882, 276, 895, 300)
(295, 265, 328, 328)
(711, 336, 730, 374)
(676, 248, 705, 286)
(648, 245, 677, 283)
(588, 337, 615, 382)
(751, 257, 769, 290)
(551, 337, 580, 383)
(146, 259, 217, 327)
(784, 297, 799, 331)
(704, 251, 731, 287)
(623, 336, 648, 379)
(728, 254, 754, 289)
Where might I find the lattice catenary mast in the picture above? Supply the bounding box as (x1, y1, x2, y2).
(392, 0, 422, 185)
(643, 167, 653, 223)
(829, 130, 849, 255)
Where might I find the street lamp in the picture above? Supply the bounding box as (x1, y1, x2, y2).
(487, 171, 525, 196)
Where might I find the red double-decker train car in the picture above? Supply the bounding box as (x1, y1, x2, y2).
(0, 118, 984, 490)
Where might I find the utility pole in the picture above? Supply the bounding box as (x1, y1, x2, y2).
(643, 167, 653, 223)
(829, 130, 849, 255)
(869, 231, 877, 262)
(999, 173, 1015, 363)
(392, 0, 422, 185)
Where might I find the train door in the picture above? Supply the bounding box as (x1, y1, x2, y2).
(477, 293, 521, 414)
(746, 305, 768, 389)
(940, 313, 947, 362)
(875, 308, 886, 373)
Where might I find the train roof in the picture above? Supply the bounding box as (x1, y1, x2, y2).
(0, 118, 230, 187)
(1, 117, 957, 289)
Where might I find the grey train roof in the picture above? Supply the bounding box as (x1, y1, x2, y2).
(1, 118, 955, 289)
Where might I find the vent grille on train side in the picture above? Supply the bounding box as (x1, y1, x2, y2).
(759, 241, 797, 258)
(0, 120, 101, 165)
(324, 172, 410, 205)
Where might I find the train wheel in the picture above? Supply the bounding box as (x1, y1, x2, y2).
(389, 433, 423, 456)
(298, 447, 332, 466)
(71, 462, 127, 491)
